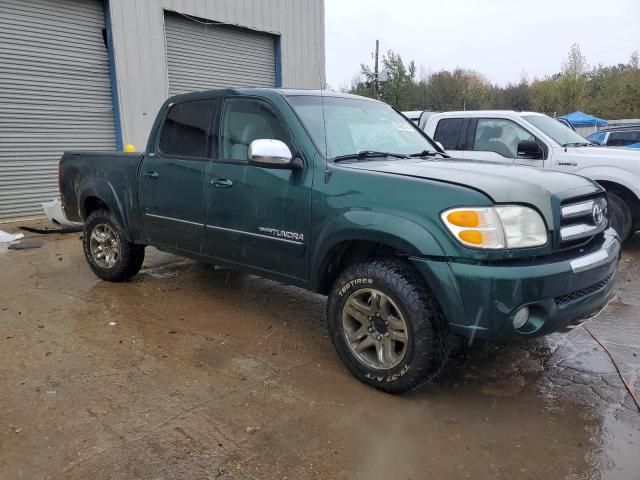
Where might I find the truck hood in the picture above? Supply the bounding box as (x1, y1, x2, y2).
(567, 145, 640, 162)
(340, 158, 602, 224)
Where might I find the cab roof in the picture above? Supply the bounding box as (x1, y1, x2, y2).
(432, 110, 545, 117)
(166, 87, 377, 104)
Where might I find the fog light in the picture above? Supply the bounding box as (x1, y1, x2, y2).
(513, 306, 530, 330)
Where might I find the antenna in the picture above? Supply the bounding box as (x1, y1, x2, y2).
(314, 38, 330, 179)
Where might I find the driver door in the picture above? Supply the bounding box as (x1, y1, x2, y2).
(204, 96, 313, 285)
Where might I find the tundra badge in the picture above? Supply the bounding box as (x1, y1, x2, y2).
(258, 227, 304, 242)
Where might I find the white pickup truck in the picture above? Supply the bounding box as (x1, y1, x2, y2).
(423, 110, 640, 240)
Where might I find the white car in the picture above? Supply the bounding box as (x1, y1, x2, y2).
(423, 110, 640, 240)
(401, 110, 437, 129)
(402, 110, 423, 124)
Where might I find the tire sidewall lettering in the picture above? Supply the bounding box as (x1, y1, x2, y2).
(337, 277, 374, 297)
(365, 363, 412, 383)
(335, 275, 415, 384)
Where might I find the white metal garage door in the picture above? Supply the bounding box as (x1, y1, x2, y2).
(0, 0, 117, 221)
(164, 12, 276, 97)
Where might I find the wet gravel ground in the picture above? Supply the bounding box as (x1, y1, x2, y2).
(0, 225, 638, 480)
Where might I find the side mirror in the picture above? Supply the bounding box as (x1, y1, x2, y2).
(249, 139, 300, 170)
(517, 140, 543, 159)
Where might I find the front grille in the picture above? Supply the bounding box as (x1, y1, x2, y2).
(559, 195, 608, 244)
(554, 272, 614, 306)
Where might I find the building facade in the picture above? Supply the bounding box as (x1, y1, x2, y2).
(0, 0, 325, 220)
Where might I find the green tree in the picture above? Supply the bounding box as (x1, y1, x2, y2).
(378, 50, 417, 110)
(558, 43, 589, 112)
(530, 76, 561, 114)
(348, 44, 640, 119)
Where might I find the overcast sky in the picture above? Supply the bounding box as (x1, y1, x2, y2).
(325, 0, 640, 89)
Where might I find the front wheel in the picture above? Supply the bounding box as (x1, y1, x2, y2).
(83, 209, 145, 282)
(608, 192, 632, 242)
(327, 259, 451, 393)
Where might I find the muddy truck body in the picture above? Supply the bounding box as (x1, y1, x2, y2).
(60, 89, 620, 392)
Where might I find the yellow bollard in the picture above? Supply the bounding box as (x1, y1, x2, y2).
(124, 144, 136, 152)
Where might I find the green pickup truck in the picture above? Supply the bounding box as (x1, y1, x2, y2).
(60, 89, 620, 392)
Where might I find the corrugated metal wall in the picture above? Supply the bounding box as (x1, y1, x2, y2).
(0, 0, 117, 221)
(164, 12, 276, 96)
(109, 0, 325, 149)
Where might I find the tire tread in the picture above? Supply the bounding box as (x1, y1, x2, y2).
(327, 258, 451, 393)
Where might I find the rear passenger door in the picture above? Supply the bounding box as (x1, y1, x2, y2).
(139, 99, 214, 253)
(431, 118, 468, 158)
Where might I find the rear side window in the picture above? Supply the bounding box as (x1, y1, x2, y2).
(608, 131, 640, 147)
(158, 100, 213, 158)
(433, 118, 463, 149)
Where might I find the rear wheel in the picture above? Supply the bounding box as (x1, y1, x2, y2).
(83, 209, 145, 282)
(327, 259, 451, 393)
(608, 192, 632, 241)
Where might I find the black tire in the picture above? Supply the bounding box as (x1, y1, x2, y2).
(608, 192, 632, 242)
(327, 258, 451, 393)
(83, 209, 145, 282)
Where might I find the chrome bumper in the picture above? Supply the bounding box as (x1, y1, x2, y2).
(570, 235, 620, 273)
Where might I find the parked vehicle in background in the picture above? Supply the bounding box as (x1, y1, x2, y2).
(423, 110, 640, 240)
(586, 126, 640, 149)
(60, 89, 619, 393)
(557, 117, 576, 131)
(400, 110, 438, 130)
(417, 111, 437, 130)
(402, 110, 423, 124)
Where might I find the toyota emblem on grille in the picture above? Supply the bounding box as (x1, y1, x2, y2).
(592, 203, 604, 225)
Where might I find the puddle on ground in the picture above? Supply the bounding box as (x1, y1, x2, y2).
(2, 234, 638, 479)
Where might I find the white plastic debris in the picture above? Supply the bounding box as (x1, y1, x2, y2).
(42, 198, 83, 227)
(0, 230, 24, 243)
(108, 322, 117, 326)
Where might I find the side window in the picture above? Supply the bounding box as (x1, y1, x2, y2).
(608, 131, 639, 147)
(473, 119, 534, 158)
(158, 100, 213, 158)
(220, 98, 290, 162)
(433, 118, 463, 150)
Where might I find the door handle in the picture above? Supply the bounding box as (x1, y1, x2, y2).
(211, 178, 233, 188)
(143, 171, 159, 180)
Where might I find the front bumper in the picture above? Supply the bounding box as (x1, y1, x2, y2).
(411, 229, 620, 341)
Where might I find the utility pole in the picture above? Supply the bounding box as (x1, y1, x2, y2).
(373, 39, 379, 99)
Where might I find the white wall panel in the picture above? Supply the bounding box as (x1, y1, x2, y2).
(109, 0, 325, 149)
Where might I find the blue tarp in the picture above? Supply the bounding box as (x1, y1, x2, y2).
(559, 111, 608, 127)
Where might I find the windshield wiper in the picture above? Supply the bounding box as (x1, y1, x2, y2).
(408, 150, 450, 158)
(333, 151, 408, 162)
(562, 142, 593, 147)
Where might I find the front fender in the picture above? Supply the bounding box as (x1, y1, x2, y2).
(78, 177, 132, 241)
(575, 166, 640, 200)
(310, 210, 446, 290)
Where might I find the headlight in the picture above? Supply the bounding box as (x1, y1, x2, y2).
(441, 205, 547, 249)
(494, 205, 548, 248)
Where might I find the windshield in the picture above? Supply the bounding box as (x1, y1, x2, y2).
(287, 95, 437, 159)
(523, 114, 589, 146)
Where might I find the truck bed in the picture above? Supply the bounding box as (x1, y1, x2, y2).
(59, 151, 146, 241)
